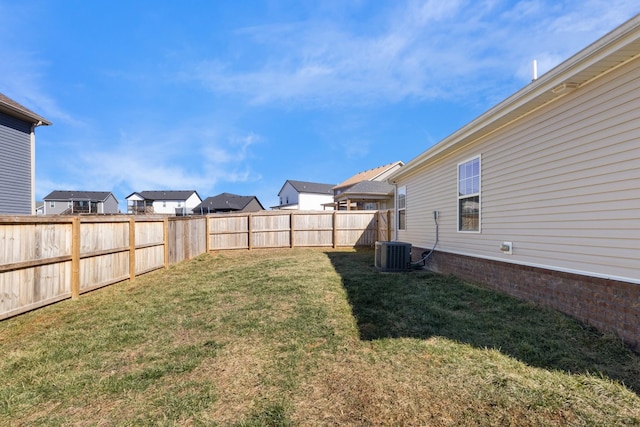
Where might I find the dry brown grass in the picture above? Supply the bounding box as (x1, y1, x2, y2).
(1, 248, 639, 426)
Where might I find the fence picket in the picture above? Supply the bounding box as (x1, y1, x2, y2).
(0, 210, 388, 320)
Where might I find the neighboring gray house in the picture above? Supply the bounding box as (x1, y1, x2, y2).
(0, 93, 51, 214)
(126, 190, 202, 215)
(387, 15, 640, 350)
(273, 180, 335, 210)
(193, 193, 265, 214)
(43, 191, 119, 214)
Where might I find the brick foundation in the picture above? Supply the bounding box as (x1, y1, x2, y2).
(414, 249, 639, 352)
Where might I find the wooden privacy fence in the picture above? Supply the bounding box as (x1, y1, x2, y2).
(0, 210, 392, 320)
(0, 215, 206, 320)
(207, 210, 394, 250)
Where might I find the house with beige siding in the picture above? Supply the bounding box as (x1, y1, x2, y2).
(387, 15, 640, 351)
(333, 161, 403, 210)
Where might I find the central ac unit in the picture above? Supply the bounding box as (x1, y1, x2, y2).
(375, 241, 411, 272)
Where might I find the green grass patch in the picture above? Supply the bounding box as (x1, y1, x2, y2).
(0, 248, 638, 426)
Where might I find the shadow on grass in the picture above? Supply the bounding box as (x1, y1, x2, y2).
(327, 249, 640, 394)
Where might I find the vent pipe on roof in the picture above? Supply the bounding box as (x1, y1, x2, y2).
(532, 60, 538, 81)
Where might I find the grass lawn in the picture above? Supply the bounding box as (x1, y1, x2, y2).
(1, 248, 639, 426)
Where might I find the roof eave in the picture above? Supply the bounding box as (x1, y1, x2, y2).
(0, 102, 52, 126)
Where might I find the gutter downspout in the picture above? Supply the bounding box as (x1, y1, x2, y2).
(392, 182, 398, 241)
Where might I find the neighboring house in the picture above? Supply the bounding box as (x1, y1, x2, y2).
(126, 190, 202, 215)
(43, 191, 119, 214)
(35, 201, 44, 215)
(0, 93, 51, 215)
(333, 161, 403, 210)
(193, 193, 265, 214)
(272, 180, 335, 210)
(387, 16, 640, 350)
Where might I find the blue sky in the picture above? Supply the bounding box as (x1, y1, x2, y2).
(1, 1, 638, 211)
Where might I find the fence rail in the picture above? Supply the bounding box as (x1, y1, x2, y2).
(0, 215, 206, 320)
(206, 210, 394, 250)
(0, 211, 393, 320)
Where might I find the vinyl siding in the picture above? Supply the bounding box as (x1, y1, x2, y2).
(397, 55, 640, 283)
(243, 199, 264, 212)
(279, 183, 299, 206)
(185, 193, 203, 211)
(103, 194, 119, 213)
(298, 193, 334, 210)
(0, 112, 32, 214)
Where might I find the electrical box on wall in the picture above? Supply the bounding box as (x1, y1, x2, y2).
(500, 241, 513, 255)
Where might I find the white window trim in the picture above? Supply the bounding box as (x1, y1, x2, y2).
(397, 185, 407, 231)
(457, 155, 481, 233)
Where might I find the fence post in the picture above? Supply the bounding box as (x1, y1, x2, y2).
(248, 214, 253, 250)
(164, 217, 170, 268)
(205, 215, 210, 252)
(71, 217, 80, 299)
(332, 211, 337, 249)
(129, 218, 136, 282)
(290, 212, 295, 248)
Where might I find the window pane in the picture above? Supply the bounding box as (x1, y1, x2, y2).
(398, 210, 406, 230)
(459, 195, 479, 231)
(397, 186, 406, 209)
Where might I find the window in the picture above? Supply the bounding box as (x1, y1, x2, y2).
(163, 201, 167, 207)
(67, 201, 72, 208)
(458, 156, 481, 232)
(397, 185, 406, 230)
(50, 201, 55, 208)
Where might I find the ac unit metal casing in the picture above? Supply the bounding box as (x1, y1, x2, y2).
(375, 241, 412, 272)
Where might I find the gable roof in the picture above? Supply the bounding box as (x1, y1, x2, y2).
(389, 14, 640, 182)
(0, 93, 52, 125)
(338, 180, 394, 196)
(194, 193, 265, 212)
(334, 161, 404, 191)
(125, 190, 200, 201)
(279, 180, 334, 196)
(43, 191, 117, 203)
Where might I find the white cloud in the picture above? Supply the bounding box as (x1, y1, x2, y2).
(36, 121, 263, 200)
(187, 0, 639, 108)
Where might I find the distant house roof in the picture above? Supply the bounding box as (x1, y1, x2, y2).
(279, 180, 335, 196)
(43, 190, 117, 203)
(338, 181, 394, 197)
(193, 193, 265, 213)
(125, 190, 200, 201)
(0, 93, 52, 125)
(334, 161, 404, 191)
